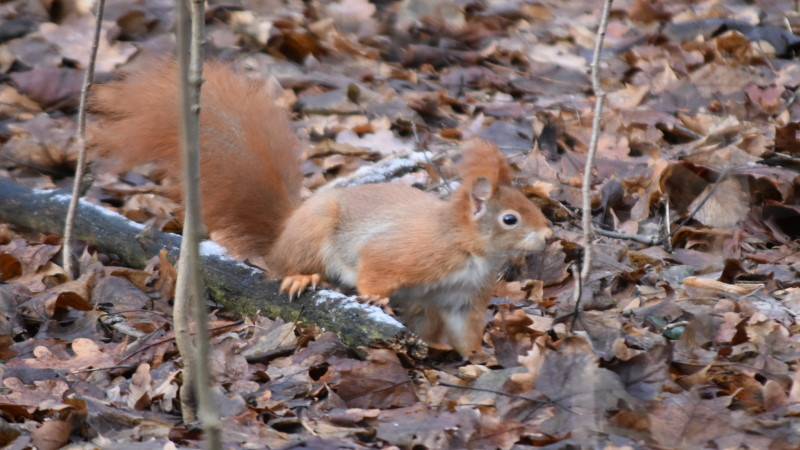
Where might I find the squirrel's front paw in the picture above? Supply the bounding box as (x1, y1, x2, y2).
(280, 274, 321, 299)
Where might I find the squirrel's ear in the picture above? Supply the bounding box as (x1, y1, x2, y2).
(470, 176, 492, 218)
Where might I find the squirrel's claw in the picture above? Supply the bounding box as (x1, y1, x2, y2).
(356, 293, 390, 307)
(280, 274, 322, 299)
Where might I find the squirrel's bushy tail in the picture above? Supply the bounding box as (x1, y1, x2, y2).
(90, 59, 303, 258)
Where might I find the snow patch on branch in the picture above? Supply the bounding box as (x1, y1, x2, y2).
(315, 289, 404, 327)
(34, 189, 146, 231)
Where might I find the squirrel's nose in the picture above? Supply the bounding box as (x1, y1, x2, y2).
(541, 226, 554, 243)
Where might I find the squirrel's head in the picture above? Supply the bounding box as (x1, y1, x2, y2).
(458, 139, 553, 256)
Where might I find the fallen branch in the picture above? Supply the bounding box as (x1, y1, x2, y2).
(0, 177, 415, 356)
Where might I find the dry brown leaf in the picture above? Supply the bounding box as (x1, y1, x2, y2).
(39, 18, 136, 72)
(0, 85, 41, 119)
(29, 419, 71, 450)
(607, 84, 650, 109)
(153, 248, 177, 301)
(4, 114, 77, 172)
(688, 178, 749, 228)
(8, 67, 83, 110)
(0, 378, 69, 417)
(323, 348, 418, 409)
(0, 0, 799, 447)
(648, 390, 734, 447)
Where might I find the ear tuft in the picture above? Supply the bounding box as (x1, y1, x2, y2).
(458, 139, 512, 191)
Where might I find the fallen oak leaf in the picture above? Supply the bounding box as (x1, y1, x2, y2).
(4, 114, 77, 174)
(6, 338, 115, 373)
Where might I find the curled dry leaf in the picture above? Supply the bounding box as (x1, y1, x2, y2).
(128, 363, 153, 410)
(18, 274, 93, 321)
(682, 276, 764, 295)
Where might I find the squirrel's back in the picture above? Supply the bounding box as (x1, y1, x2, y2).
(90, 60, 303, 258)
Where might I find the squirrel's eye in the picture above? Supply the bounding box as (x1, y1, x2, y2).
(502, 214, 518, 226)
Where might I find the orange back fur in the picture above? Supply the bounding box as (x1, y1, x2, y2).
(90, 59, 303, 258)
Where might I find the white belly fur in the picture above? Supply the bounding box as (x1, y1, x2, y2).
(392, 254, 494, 311)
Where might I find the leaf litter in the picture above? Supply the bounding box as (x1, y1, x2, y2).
(1, 0, 800, 447)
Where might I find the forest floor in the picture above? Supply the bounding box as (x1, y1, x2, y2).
(1, 0, 800, 448)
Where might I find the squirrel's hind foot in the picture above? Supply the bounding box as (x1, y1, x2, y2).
(280, 274, 322, 299)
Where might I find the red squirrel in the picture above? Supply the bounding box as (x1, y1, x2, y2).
(90, 60, 552, 356)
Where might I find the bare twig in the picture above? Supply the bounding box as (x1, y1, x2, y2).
(69, 365, 137, 374)
(572, 0, 613, 313)
(672, 124, 703, 140)
(62, 0, 106, 279)
(411, 121, 453, 193)
(438, 381, 581, 421)
(173, 0, 196, 424)
(186, 0, 222, 441)
(99, 309, 172, 320)
(174, 0, 221, 446)
(243, 345, 297, 364)
(116, 321, 243, 365)
(438, 381, 548, 407)
(595, 228, 659, 245)
(662, 193, 672, 251)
